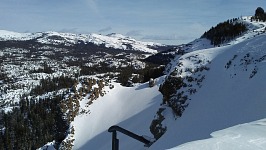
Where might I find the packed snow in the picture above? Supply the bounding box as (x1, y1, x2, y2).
(169, 119, 266, 150)
(37, 141, 56, 150)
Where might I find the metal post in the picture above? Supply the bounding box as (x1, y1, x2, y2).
(108, 125, 152, 150)
(111, 131, 119, 150)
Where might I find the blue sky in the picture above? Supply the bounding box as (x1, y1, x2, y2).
(0, 0, 264, 45)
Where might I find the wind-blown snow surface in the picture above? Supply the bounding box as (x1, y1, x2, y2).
(170, 119, 266, 150)
(72, 78, 164, 150)
(149, 34, 266, 149)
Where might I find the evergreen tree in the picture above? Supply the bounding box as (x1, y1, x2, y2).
(201, 19, 247, 46)
(255, 7, 264, 17)
(0, 96, 69, 149)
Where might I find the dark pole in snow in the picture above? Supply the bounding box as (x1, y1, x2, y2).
(108, 125, 152, 150)
(111, 131, 119, 150)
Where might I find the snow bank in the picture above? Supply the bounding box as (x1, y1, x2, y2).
(169, 119, 266, 150)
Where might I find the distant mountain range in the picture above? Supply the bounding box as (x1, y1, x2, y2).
(0, 30, 168, 54)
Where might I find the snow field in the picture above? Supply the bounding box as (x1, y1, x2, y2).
(73, 77, 164, 150)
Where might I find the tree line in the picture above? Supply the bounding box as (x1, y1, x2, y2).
(201, 18, 247, 46)
(0, 96, 68, 150)
(31, 76, 77, 96)
(251, 7, 266, 22)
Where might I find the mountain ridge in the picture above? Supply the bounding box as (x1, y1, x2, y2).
(0, 30, 165, 54)
(149, 16, 266, 149)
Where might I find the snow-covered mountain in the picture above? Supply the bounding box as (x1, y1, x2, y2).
(1, 15, 266, 150)
(0, 30, 164, 53)
(64, 16, 266, 149)
(150, 31, 266, 150)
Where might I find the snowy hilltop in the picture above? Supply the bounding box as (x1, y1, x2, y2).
(0, 30, 164, 53)
(150, 17, 266, 149)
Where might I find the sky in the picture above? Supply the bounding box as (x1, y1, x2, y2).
(0, 0, 265, 45)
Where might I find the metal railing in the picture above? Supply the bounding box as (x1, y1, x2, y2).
(108, 125, 152, 150)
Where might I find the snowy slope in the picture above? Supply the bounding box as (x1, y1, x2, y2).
(0, 30, 42, 40)
(88, 33, 162, 53)
(149, 19, 266, 149)
(0, 30, 162, 53)
(170, 119, 266, 150)
(71, 77, 164, 150)
(61, 17, 266, 150)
